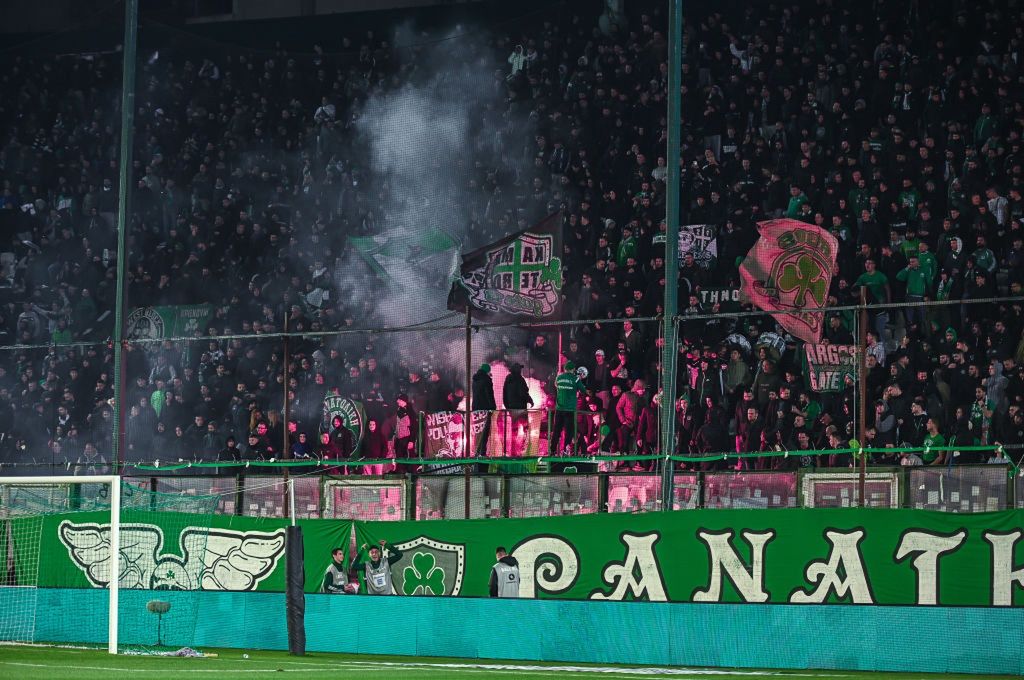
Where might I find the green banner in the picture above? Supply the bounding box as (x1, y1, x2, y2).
(127, 304, 213, 342)
(17, 508, 1024, 606)
(803, 343, 858, 393)
(16, 511, 350, 594)
(355, 509, 1024, 606)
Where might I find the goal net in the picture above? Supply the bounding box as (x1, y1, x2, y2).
(0, 476, 217, 654)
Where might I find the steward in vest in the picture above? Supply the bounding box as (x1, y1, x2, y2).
(320, 547, 358, 594)
(352, 539, 404, 595)
(489, 546, 520, 598)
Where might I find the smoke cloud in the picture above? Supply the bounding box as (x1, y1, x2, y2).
(328, 24, 534, 383)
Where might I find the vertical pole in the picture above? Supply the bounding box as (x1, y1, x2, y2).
(289, 477, 296, 527)
(108, 476, 121, 654)
(111, 0, 139, 474)
(659, 0, 683, 509)
(282, 316, 291, 519)
(858, 287, 868, 506)
(464, 307, 472, 519)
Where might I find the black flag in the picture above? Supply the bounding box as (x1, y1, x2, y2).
(447, 212, 564, 322)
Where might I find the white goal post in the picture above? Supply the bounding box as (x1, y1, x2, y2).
(0, 475, 120, 654)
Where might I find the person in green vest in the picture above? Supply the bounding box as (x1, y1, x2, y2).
(352, 539, 404, 595)
(321, 547, 358, 594)
(550, 361, 585, 456)
(896, 255, 928, 330)
(922, 418, 946, 465)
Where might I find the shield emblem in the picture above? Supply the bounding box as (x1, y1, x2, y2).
(390, 536, 466, 596)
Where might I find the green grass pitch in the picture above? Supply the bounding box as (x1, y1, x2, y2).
(0, 645, 1013, 680)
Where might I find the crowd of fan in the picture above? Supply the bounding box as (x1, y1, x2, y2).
(0, 0, 1022, 474)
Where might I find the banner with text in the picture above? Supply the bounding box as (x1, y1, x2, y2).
(803, 344, 859, 393)
(355, 508, 1024, 605)
(422, 410, 544, 459)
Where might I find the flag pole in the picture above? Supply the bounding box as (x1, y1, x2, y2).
(464, 305, 472, 519)
(659, 0, 683, 510)
(858, 286, 868, 506)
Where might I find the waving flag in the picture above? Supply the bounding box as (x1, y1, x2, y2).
(738, 219, 838, 343)
(447, 212, 564, 321)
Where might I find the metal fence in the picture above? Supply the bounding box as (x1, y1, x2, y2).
(907, 466, 1008, 513)
(97, 465, 1018, 519)
(801, 471, 902, 508)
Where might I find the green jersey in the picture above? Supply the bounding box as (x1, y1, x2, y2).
(896, 266, 928, 296)
(853, 270, 889, 303)
(554, 371, 584, 411)
(922, 433, 945, 463)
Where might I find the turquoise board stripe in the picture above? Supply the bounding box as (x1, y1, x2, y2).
(22, 589, 1024, 675)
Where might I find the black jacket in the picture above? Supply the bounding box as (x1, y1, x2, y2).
(502, 370, 533, 410)
(472, 370, 497, 411)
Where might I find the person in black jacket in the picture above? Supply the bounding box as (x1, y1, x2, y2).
(471, 364, 496, 458)
(501, 362, 533, 456)
(693, 407, 729, 471)
(217, 435, 241, 476)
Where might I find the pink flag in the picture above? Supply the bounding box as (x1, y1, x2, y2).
(738, 219, 838, 344)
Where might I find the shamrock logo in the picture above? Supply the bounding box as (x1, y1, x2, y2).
(403, 552, 446, 595)
(777, 254, 827, 308)
(540, 257, 564, 290)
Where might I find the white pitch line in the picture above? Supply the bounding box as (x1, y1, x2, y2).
(0, 661, 730, 679)
(0, 658, 860, 679)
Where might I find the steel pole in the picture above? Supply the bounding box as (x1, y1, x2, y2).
(111, 0, 139, 473)
(659, 0, 683, 509)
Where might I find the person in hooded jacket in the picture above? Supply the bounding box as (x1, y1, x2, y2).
(501, 362, 533, 456)
(471, 364, 496, 458)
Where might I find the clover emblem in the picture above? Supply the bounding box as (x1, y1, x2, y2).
(403, 552, 446, 595)
(777, 254, 827, 308)
(540, 257, 564, 290)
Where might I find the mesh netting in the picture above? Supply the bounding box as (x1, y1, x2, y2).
(606, 474, 662, 513)
(414, 475, 504, 520)
(800, 471, 900, 508)
(0, 479, 216, 653)
(703, 472, 798, 509)
(907, 466, 1008, 513)
(506, 475, 599, 517)
(322, 478, 406, 521)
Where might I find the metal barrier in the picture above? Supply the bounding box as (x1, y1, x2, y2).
(322, 478, 406, 520)
(801, 471, 901, 508)
(606, 474, 662, 513)
(415, 475, 503, 520)
(671, 473, 700, 510)
(8, 466, 1016, 518)
(507, 474, 600, 517)
(907, 466, 1008, 512)
(704, 471, 797, 509)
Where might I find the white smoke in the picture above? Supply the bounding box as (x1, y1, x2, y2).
(329, 25, 534, 382)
